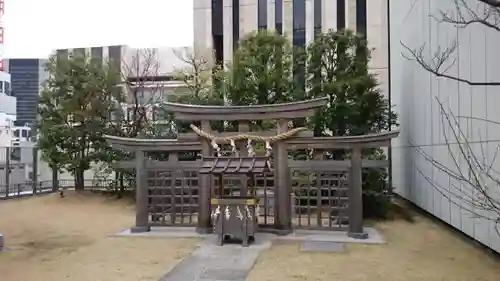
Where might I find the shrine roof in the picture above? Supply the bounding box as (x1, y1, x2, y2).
(199, 156, 271, 174)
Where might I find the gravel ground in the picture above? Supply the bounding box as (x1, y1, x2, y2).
(247, 216, 500, 281)
(0, 191, 199, 281)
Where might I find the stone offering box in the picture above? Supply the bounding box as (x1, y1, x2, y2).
(200, 156, 270, 247)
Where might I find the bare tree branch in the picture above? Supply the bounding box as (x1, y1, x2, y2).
(434, 0, 500, 31)
(401, 0, 500, 86)
(412, 97, 500, 236)
(109, 48, 164, 137)
(478, 0, 500, 8)
(400, 0, 500, 237)
(172, 47, 216, 100)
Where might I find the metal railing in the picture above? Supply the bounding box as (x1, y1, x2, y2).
(0, 146, 128, 200)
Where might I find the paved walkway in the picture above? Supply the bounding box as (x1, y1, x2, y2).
(159, 234, 274, 281)
(115, 227, 385, 281)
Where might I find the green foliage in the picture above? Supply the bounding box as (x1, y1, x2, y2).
(362, 149, 392, 218)
(306, 29, 397, 137)
(181, 30, 396, 219)
(304, 30, 397, 218)
(215, 30, 305, 131)
(37, 30, 397, 218)
(37, 53, 122, 189)
(224, 30, 296, 106)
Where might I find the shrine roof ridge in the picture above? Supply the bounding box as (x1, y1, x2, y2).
(162, 97, 329, 120)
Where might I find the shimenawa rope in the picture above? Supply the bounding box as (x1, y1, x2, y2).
(189, 124, 307, 143)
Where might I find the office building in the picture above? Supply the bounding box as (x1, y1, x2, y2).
(4, 59, 47, 127)
(193, 0, 388, 94)
(0, 0, 21, 147)
(55, 45, 191, 123)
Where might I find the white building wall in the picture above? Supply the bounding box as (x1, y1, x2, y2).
(194, 0, 214, 52)
(0, 71, 15, 147)
(0, 92, 15, 117)
(0, 71, 14, 118)
(121, 46, 192, 77)
(241, 0, 258, 36)
(367, 0, 389, 96)
(267, 0, 275, 32)
(305, 0, 314, 44)
(282, 0, 293, 41)
(346, 0, 356, 31)
(223, 0, 234, 64)
(390, 0, 500, 253)
(321, 0, 336, 31)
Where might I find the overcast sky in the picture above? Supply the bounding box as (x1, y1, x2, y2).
(4, 0, 194, 58)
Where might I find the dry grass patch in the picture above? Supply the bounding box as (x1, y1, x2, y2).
(247, 216, 500, 281)
(0, 191, 199, 281)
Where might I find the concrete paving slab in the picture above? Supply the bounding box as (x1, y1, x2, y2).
(159, 233, 273, 281)
(115, 227, 204, 238)
(115, 226, 384, 246)
(200, 268, 248, 280)
(276, 227, 385, 244)
(114, 226, 384, 280)
(114, 227, 385, 244)
(200, 233, 276, 249)
(300, 241, 346, 253)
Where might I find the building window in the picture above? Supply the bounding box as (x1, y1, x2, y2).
(258, 0, 267, 30)
(10, 59, 40, 126)
(356, 0, 367, 36)
(233, 0, 240, 50)
(213, 37, 224, 65)
(337, 0, 345, 30)
(212, 0, 224, 66)
(10, 147, 21, 161)
(293, 0, 306, 92)
(108, 46, 122, 72)
(91, 47, 103, 64)
(314, 0, 322, 35)
(5, 81, 10, 95)
(293, 0, 306, 46)
(275, 0, 283, 34)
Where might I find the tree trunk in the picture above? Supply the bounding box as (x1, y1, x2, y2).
(51, 167, 59, 192)
(117, 172, 125, 198)
(74, 168, 85, 191)
(119, 172, 124, 188)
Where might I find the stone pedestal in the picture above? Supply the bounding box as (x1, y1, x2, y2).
(211, 198, 259, 247)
